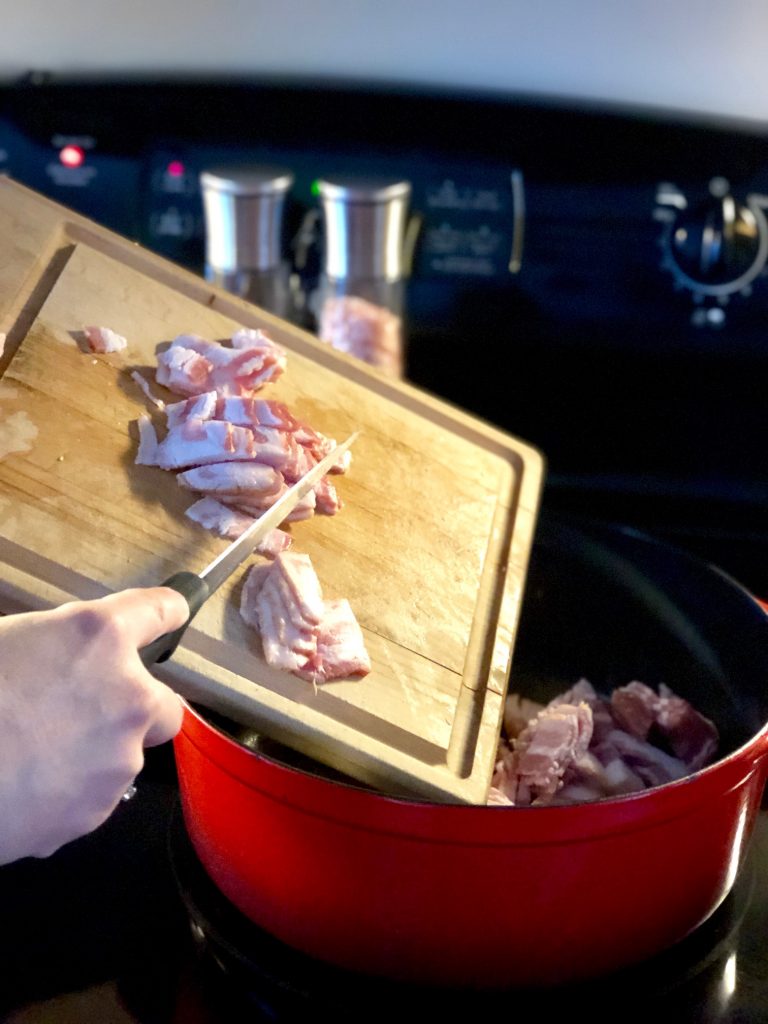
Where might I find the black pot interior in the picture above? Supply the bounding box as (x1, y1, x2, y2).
(201, 513, 768, 779)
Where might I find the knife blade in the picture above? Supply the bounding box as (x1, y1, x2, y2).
(139, 431, 358, 666)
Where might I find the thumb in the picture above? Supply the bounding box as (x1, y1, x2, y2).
(96, 586, 191, 649)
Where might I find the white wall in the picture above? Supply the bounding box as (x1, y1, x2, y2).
(2, 0, 768, 124)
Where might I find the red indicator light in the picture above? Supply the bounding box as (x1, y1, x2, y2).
(167, 160, 185, 178)
(59, 144, 85, 168)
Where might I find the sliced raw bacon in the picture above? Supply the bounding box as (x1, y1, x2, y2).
(154, 418, 257, 470)
(595, 730, 688, 788)
(610, 681, 659, 739)
(133, 325, 360, 681)
(176, 462, 283, 499)
(240, 553, 370, 684)
(655, 683, 719, 770)
(84, 325, 128, 354)
(489, 679, 720, 807)
(165, 391, 218, 428)
(185, 496, 256, 539)
(219, 484, 317, 522)
(184, 497, 292, 557)
(165, 391, 301, 433)
(239, 563, 271, 630)
(313, 475, 342, 515)
(155, 341, 212, 396)
(270, 551, 325, 626)
(164, 418, 298, 472)
(218, 396, 301, 431)
(156, 330, 286, 397)
(148, 339, 349, 530)
(245, 426, 300, 472)
(254, 527, 295, 560)
(505, 702, 594, 806)
(243, 556, 319, 670)
(294, 598, 372, 684)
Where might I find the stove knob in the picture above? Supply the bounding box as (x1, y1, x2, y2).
(657, 179, 768, 298)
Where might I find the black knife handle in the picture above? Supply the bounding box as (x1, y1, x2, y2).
(139, 571, 211, 667)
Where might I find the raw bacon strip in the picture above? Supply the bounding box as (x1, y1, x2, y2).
(185, 496, 255, 538)
(490, 678, 720, 807)
(280, 442, 315, 484)
(254, 527, 295, 560)
(557, 750, 646, 802)
(156, 342, 212, 396)
(256, 597, 310, 673)
(231, 327, 285, 356)
(248, 559, 319, 666)
(156, 331, 286, 398)
(135, 415, 159, 466)
(239, 563, 271, 629)
(165, 392, 303, 434)
(272, 552, 324, 625)
(314, 475, 342, 515)
(219, 482, 290, 510)
(294, 427, 352, 474)
(246, 427, 300, 471)
(84, 326, 127, 353)
(222, 489, 316, 522)
(168, 421, 296, 472)
(240, 553, 370, 684)
(185, 497, 292, 556)
(176, 462, 283, 498)
(551, 677, 615, 744)
(509, 702, 594, 806)
(294, 598, 372, 684)
(610, 681, 659, 739)
(272, 437, 343, 514)
(218, 396, 301, 431)
(655, 684, 719, 770)
(596, 729, 688, 788)
(165, 392, 218, 428)
(155, 418, 257, 470)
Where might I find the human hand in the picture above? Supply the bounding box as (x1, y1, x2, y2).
(0, 586, 189, 865)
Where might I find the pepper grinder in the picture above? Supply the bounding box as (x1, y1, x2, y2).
(200, 166, 295, 318)
(314, 176, 412, 377)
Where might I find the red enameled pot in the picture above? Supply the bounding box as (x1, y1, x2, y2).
(173, 516, 768, 988)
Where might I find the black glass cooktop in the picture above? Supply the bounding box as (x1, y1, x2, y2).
(0, 743, 767, 1024)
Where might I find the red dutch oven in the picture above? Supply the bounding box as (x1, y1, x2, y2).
(173, 515, 768, 988)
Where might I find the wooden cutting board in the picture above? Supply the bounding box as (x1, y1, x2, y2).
(0, 178, 544, 803)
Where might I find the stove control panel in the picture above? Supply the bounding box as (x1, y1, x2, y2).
(655, 177, 768, 325)
(3, 78, 768, 359)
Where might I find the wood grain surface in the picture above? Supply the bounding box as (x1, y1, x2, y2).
(0, 179, 544, 803)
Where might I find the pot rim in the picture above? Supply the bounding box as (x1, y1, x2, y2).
(177, 697, 768, 839)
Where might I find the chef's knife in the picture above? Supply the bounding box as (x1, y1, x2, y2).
(139, 431, 358, 666)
